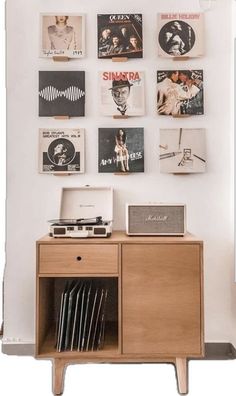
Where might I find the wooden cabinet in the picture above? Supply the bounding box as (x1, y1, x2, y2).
(36, 232, 204, 395)
(122, 244, 202, 355)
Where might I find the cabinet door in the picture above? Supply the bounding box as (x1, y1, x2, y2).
(122, 244, 203, 356)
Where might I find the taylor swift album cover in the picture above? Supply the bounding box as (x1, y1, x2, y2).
(40, 14, 85, 58)
(97, 14, 143, 59)
(39, 128, 85, 173)
(157, 70, 204, 116)
(157, 13, 204, 58)
(39, 71, 85, 117)
(159, 128, 206, 173)
(98, 127, 144, 173)
(99, 71, 145, 116)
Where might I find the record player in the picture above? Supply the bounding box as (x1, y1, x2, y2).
(49, 186, 113, 238)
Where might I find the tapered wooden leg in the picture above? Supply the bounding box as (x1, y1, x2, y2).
(52, 359, 66, 395)
(175, 358, 188, 394)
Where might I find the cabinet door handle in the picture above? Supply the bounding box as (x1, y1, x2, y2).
(76, 256, 82, 261)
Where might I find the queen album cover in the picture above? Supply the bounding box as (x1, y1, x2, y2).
(159, 128, 206, 173)
(39, 128, 85, 173)
(157, 13, 204, 58)
(98, 128, 144, 173)
(40, 14, 85, 58)
(39, 71, 85, 117)
(97, 14, 143, 59)
(157, 70, 204, 116)
(99, 71, 145, 116)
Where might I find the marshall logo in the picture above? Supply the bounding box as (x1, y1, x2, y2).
(145, 215, 168, 222)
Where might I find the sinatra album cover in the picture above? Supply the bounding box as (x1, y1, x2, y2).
(157, 70, 204, 116)
(159, 128, 206, 173)
(39, 71, 85, 117)
(97, 14, 143, 59)
(98, 128, 144, 173)
(157, 13, 204, 58)
(39, 128, 85, 173)
(40, 14, 85, 58)
(99, 71, 145, 116)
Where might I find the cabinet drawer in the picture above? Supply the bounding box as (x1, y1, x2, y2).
(39, 244, 118, 274)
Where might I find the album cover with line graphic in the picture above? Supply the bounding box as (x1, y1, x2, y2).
(159, 128, 206, 173)
(39, 71, 85, 117)
(39, 128, 85, 173)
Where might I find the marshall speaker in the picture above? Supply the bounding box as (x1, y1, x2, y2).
(126, 204, 186, 236)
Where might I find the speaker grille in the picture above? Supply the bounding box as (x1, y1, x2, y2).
(128, 205, 185, 234)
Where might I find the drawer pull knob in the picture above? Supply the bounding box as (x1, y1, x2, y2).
(76, 256, 82, 261)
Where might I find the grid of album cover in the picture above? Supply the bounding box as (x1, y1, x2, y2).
(37, 12, 206, 177)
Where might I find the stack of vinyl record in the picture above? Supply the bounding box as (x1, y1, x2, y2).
(56, 281, 108, 352)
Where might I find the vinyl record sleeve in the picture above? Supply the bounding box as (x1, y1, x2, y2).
(159, 128, 206, 173)
(39, 128, 85, 174)
(38, 71, 85, 117)
(157, 69, 204, 116)
(70, 282, 84, 351)
(64, 282, 80, 350)
(157, 13, 204, 58)
(99, 71, 145, 116)
(40, 13, 85, 58)
(98, 127, 144, 173)
(57, 282, 70, 352)
(97, 13, 143, 59)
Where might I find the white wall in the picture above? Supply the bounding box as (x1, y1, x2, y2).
(0, 0, 6, 338)
(3, 0, 236, 347)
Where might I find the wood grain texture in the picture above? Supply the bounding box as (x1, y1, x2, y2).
(52, 359, 66, 395)
(37, 231, 203, 244)
(36, 232, 204, 394)
(39, 244, 118, 274)
(176, 358, 188, 394)
(122, 244, 203, 356)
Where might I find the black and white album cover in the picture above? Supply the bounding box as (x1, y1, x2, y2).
(98, 128, 144, 173)
(157, 70, 204, 116)
(157, 13, 204, 58)
(39, 71, 85, 117)
(99, 71, 145, 116)
(40, 14, 85, 58)
(159, 128, 206, 173)
(97, 14, 143, 59)
(39, 128, 85, 173)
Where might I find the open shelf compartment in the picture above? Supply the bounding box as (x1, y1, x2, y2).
(36, 277, 119, 358)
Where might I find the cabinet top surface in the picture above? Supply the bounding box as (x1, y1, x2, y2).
(37, 231, 203, 245)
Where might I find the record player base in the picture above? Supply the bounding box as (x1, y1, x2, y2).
(36, 231, 204, 395)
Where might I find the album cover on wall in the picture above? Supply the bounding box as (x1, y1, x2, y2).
(157, 13, 204, 58)
(157, 70, 204, 116)
(98, 128, 144, 173)
(39, 128, 85, 173)
(99, 71, 145, 116)
(40, 14, 85, 58)
(39, 71, 85, 117)
(97, 14, 143, 59)
(159, 128, 206, 173)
